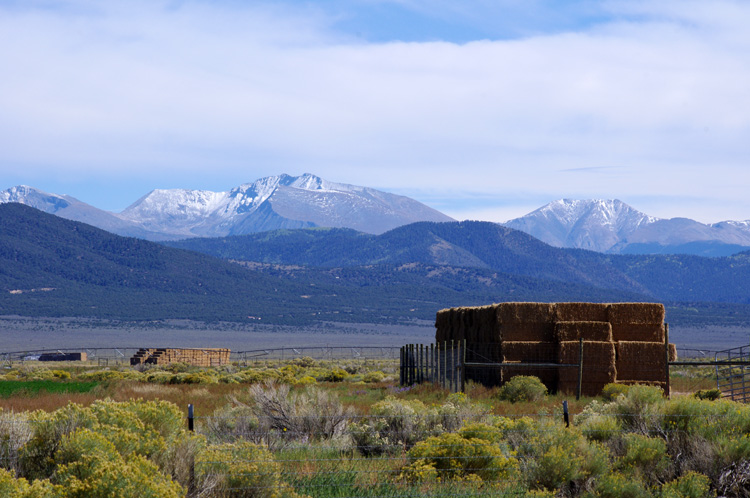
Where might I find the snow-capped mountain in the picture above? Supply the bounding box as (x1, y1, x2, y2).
(505, 199, 750, 256)
(2, 174, 454, 240)
(0, 185, 170, 240)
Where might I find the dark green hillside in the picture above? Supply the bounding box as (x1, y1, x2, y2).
(0, 203, 325, 322)
(168, 222, 650, 295)
(168, 222, 750, 306)
(1, 203, 654, 325)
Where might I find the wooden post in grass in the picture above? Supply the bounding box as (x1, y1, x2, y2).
(577, 338, 584, 401)
(188, 404, 195, 497)
(461, 339, 466, 393)
(665, 323, 670, 398)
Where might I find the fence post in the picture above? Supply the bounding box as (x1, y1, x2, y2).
(664, 323, 670, 398)
(460, 339, 466, 393)
(188, 404, 195, 497)
(577, 338, 584, 401)
(419, 344, 424, 384)
(562, 400, 570, 428)
(399, 347, 404, 386)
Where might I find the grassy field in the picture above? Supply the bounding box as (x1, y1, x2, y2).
(0, 357, 731, 497)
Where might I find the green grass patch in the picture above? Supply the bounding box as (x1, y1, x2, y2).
(0, 380, 100, 398)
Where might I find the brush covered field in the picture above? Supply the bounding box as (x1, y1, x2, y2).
(0, 357, 741, 498)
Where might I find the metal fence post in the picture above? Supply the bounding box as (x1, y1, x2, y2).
(187, 404, 195, 497)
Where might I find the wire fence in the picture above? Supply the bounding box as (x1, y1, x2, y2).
(0, 346, 403, 367)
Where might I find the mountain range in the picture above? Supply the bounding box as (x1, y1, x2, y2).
(4, 202, 750, 328)
(3, 177, 750, 256)
(504, 199, 750, 257)
(0, 174, 454, 240)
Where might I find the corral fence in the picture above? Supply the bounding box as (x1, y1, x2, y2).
(399, 339, 585, 398)
(714, 344, 750, 402)
(0, 346, 402, 367)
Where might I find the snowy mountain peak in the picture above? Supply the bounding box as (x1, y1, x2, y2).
(506, 199, 661, 252)
(0, 185, 72, 212)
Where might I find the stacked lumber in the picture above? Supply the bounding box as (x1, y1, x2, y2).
(129, 348, 230, 367)
(434, 301, 677, 396)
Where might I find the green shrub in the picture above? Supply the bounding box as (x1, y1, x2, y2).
(586, 472, 652, 498)
(349, 396, 443, 456)
(247, 382, 353, 448)
(362, 371, 385, 383)
(575, 402, 622, 442)
(661, 471, 714, 498)
(693, 389, 722, 401)
(0, 467, 55, 497)
(318, 368, 348, 382)
(401, 423, 518, 483)
(203, 404, 260, 444)
(54, 429, 184, 498)
(601, 383, 630, 401)
(497, 376, 547, 403)
(51, 370, 71, 380)
(196, 441, 303, 498)
(618, 433, 670, 484)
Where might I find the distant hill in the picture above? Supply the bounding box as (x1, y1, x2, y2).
(1, 203, 654, 325)
(504, 199, 750, 256)
(167, 221, 750, 305)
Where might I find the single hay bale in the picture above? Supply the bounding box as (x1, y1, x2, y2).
(616, 341, 667, 381)
(554, 302, 609, 322)
(501, 323, 555, 342)
(611, 324, 665, 343)
(608, 302, 665, 325)
(558, 341, 616, 385)
(477, 304, 501, 343)
(497, 302, 555, 324)
(503, 341, 558, 363)
(669, 343, 678, 362)
(554, 321, 612, 342)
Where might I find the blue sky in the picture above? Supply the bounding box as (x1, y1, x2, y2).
(1, 0, 749, 223)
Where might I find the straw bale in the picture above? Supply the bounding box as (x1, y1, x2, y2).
(554, 302, 609, 322)
(497, 302, 555, 324)
(616, 341, 667, 381)
(608, 302, 665, 325)
(669, 343, 677, 362)
(554, 321, 612, 342)
(611, 323, 665, 343)
(435, 309, 452, 342)
(558, 341, 616, 385)
(476, 304, 501, 343)
(501, 323, 555, 342)
(503, 341, 558, 363)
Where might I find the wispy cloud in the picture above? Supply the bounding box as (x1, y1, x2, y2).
(1, 0, 749, 222)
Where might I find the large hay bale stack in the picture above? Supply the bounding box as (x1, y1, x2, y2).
(554, 302, 609, 322)
(554, 321, 612, 342)
(616, 341, 667, 382)
(498, 302, 555, 342)
(558, 341, 616, 396)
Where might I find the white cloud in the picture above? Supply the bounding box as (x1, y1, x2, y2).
(1, 0, 749, 220)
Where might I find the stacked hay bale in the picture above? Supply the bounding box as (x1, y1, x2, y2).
(435, 301, 676, 396)
(498, 302, 558, 391)
(610, 303, 671, 392)
(129, 348, 231, 367)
